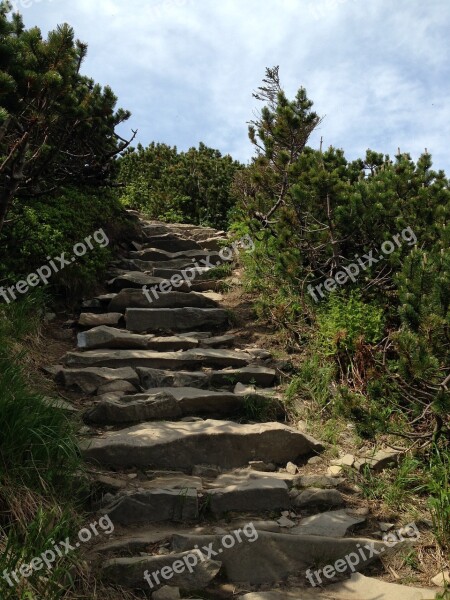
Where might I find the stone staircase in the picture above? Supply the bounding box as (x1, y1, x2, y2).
(48, 213, 437, 599)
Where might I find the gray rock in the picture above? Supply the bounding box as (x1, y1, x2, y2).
(108, 289, 218, 312)
(171, 531, 387, 584)
(84, 392, 182, 425)
(78, 325, 153, 350)
(96, 380, 138, 395)
(292, 488, 344, 508)
(293, 475, 345, 489)
(192, 465, 221, 478)
(146, 233, 202, 252)
(207, 478, 290, 515)
(200, 334, 235, 349)
(354, 449, 403, 472)
(152, 585, 181, 600)
(109, 272, 167, 291)
(291, 509, 366, 537)
(56, 366, 139, 395)
(105, 488, 198, 524)
(78, 313, 122, 328)
(101, 552, 221, 591)
(209, 366, 276, 388)
(83, 419, 324, 471)
(130, 248, 225, 264)
(126, 307, 228, 333)
(64, 348, 251, 370)
(324, 572, 438, 599)
(137, 368, 209, 390)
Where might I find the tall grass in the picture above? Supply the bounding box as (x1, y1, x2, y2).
(0, 294, 85, 599)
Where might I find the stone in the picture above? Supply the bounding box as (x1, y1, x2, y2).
(143, 475, 203, 490)
(200, 334, 235, 349)
(96, 380, 138, 395)
(171, 531, 387, 585)
(152, 585, 181, 600)
(209, 470, 295, 489)
(293, 475, 345, 489)
(146, 233, 202, 252)
(108, 289, 217, 312)
(431, 570, 450, 586)
(78, 313, 122, 328)
(207, 479, 290, 515)
(292, 488, 344, 508)
(101, 552, 221, 591)
(355, 449, 403, 472)
(379, 522, 395, 532)
(327, 465, 343, 476)
(126, 307, 228, 333)
(109, 272, 167, 291)
(291, 509, 366, 537)
(192, 465, 221, 478)
(324, 572, 438, 599)
(84, 387, 245, 424)
(331, 453, 355, 467)
(137, 368, 209, 390)
(146, 337, 199, 351)
(286, 462, 298, 475)
(83, 392, 182, 425)
(277, 516, 296, 528)
(77, 326, 153, 350)
(64, 348, 251, 370)
(209, 366, 276, 388)
(104, 488, 198, 524)
(307, 456, 322, 465)
(56, 367, 139, 395)
(248, 461, 276, 472)
(130, 248, 225, 264)
(82, 419, 324, 471)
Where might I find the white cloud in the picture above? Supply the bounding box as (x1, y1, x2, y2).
(18, 0, 450, 171)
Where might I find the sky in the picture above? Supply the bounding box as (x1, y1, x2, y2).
(14, 0, 450, 171)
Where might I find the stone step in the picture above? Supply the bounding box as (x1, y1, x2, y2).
(83, 387, 249, 424)
(82, 419, 324, 471)
(108, 289, 218, 312)
(77, 327, 208, 352)
(137, 366, 277, 390)
(207, 478, 290, 515)
(64, 348, 251, 370)
(125, 307, 228, 333)
(108, 271, 219, 293)
(55, 366, 139, 395)
(142, 233, 203, 252)
(104, 488, 199, 525)
(130, 248, 225, 264)
(171, 530, 388, 585)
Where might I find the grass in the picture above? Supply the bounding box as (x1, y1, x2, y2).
(0, 293, 86, 600)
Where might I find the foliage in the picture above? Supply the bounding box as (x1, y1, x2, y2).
(0, 187, 137, 301)
(117, 141, 242, 229)
(0, 1, 133, 234)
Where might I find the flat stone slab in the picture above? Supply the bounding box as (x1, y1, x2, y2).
(108, 289, 218, 312)
(207, 478, 290, 515)
(171, 531, 387, 584)
(130, 248, 224, 263)
(290, 509, 366, 537)
(323, 573, 438, 599)
(83, 419, 324, 471)
(109, 272, 167, 290)
(64, 348, 251, 370)
(56, 366, 139, 395)
(293, 475, 345, 489)
(137, 368, 209, 389)
(291, 488, 344, 508)
(143, 475, 203, 490)
(144, 233, 202, 252)
(84, 388, 245, 424)
(207, 470, 295, 489)
(78, 326, 154, 350)
(105, 488, 198, 524)
(78, 313, 122, 328)
(199, 334, 235, 349)
(210, 366, 276, 388)
(102, 552, 221, 591)
(84, 391, 181, 424)
(126, 307, 228, 333)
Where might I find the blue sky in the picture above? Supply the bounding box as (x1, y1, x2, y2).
(15, 0, 450, 171)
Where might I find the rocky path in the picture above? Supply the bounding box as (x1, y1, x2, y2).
(49, 213, 437, 599)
